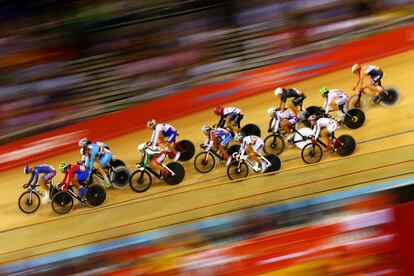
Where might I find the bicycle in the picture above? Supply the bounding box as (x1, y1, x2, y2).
(227, 153, 281, 180)
(51, 179, 107, 215)
(163, 139, 195, 162)
(301, 134, 356, 164)
(263, 126, 314, 155)
(304, 106, 365, 129)
(193, 144, 240, 173)
(88, 158, 131, 189)
(347, 85, 400, 111)
(18, 180, 58, 214)
(129, 161, 185, 193)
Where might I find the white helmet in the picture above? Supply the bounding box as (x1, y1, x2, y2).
(137, 143, 147, 152)
(78, 138, 88, 148)
(267, 107, 276, 117)
(201, 124, 211, 134)
(274, 87, 284, 96)
(234, 132, 244, 142)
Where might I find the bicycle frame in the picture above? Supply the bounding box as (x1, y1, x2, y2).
(136, 162, 176, 180)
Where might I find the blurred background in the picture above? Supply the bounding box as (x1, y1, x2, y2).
(0, 0, 413, 144)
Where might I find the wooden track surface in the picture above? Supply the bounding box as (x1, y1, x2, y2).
(1, 50, 414, 265)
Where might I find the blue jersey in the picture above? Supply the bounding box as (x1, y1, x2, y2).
(28, 165, 56, 186)
(85, 143, 112, 172)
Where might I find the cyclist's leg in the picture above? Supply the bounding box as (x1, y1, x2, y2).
(95, 157, 110, 183)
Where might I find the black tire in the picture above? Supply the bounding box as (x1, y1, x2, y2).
(263, 134, 285, 155)
(264, 154, 281, 173)
(304, 106, 325, 127)
(175, 140, 195, 161)
(110, 166, 131, 189)
(241, 124, 261, 137)
(381, 87, 400, 106)
(335, 135, 356, 156)
(49, 185, 58, 199)
(227, 160, 249, 180)
(344, 109, 365, 129)
(18, 191, 41, 214)
(227, 144, 240, 156)
(52, 191, 74, 215)
(85, 184, 106, 207)
(110, 159, 126, 167)
(130, 170, 152, 193)
(194, 152, 216, 173)
(164, 162, 185, 185)
(301, 143, 323, 164)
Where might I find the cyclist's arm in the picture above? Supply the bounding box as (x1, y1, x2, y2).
(150, 127, 160, 147)
(217, 115, 226, 128)
(239, 140, 247, 157)
(88, 148, 99, 172)
(314, 121, 322, 138)
(324, 95, 333, 114)
(27, 171, 35, 186)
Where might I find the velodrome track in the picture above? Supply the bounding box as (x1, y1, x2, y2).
(0, 49, 414, 266)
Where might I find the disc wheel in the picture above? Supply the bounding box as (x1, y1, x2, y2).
(264, 154, 281, 173)
(381, 87, 400, 107)
(85, 184, 107, 207)
(18, 191, 41, 214)
(335, 135, 356, 156)
(344, 109, 365, 129)
(194, 152, 216, 173)
(175, 140, 195, 161)
(263, 134, 285, 155)
(52, 191, 74, 215)
(164, 162, 185, 185)
(301, 143, 323, 164)
(227, 160, 249, 180)
(242, 124, 261, 137)
(130, 170, 152, 193)
(110, 166, 131, 189)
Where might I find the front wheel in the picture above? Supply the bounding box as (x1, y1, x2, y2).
(301, 143, 323, 164)
(194, 152, 216, 173)
(164, 162, 185, 185)
(335, 135, 356, 156)
(263, 134, 285, 155)
(51, 191, 74, 215)
(347, 94, 368, 111)
(110, 166, 131, 189)
(18, 191, 41, 214)
(264, 154, 281, 173)
(344, 109, 365, 129)
(130, 170, 152, 193)
(175, 140, 195, 161)
(227, 160, 249, 180)
(381, 87, 400, 107)
(84, 184, 106, 207)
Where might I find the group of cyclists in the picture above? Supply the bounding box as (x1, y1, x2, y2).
(22, 63, 385, 205)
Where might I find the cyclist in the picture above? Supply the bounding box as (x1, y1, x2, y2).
(267, 107, 297, 142)
(214, 106, 244, 134)
(58, 162, 89, 198)
(24, 164, 56, 204)
(308, 114, 338, 151)
(137, 142, 167, 179)
(274, 87, 306, 116)
(79, 138, 112, 186)
(351, 63, 385, 103)
(320, 87, 348, 122)
(234, 132, 266, 173)
(201, 124, 232, 166)
(147, 119, 180, 162)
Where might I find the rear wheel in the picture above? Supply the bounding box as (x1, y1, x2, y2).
(335, 135, 356, 156)
(263, 134, 285, 155)
(227, 160, 249, 180)
(164, 162, 185, 185)
(381, 87, 400, 107)
(85, 184, 106, 207)
(109, 159, 126, 167)
(130, 170, 152, 193)
(175, 140, 195, 161)
(301, 143, 323, 164)
(242, 124, 261, 137)
(52, 191, 74, 214)
(227, 144, 240, 156)
(344, 109, 365, 129)
(347, 94, 368, 111)
(18, 191, 40, 214)
(264, 154, 281, 173)
(110, 166, 131, 189)
(194, 152, 216, 173)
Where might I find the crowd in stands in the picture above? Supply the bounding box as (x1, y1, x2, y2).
(0, 0, 412, 143)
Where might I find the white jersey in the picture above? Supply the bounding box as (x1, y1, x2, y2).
(312, 118, 338, 138)
(223, 107, 241, 116)
(323, 89, 348, 113)
(239, 135, 264, 157)
(150, 123, 174, 145)
(270, 110, 297, 133)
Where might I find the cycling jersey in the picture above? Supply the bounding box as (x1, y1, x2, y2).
(323, 89, 348, 113)
(84, 143, 113, 172)
(27, 164, 56, 187)
(281, 88, 305, 105)
(217, 107, 243, 128)
(239, 135, 264, 157)
(204, 128, 232, 149)
(61, 165, 89, 190)
(150, 123, 177, 145)
(140, 146, 165, 166)
(270, 110, 297, 133)
(312, 118, 338, 138)
(365, 65, 383, 85)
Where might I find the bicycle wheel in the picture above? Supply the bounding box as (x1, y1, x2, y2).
(164, 162, 185, 185)
(130, 170, 152, 193)
(52, 191, 74, 214)
(85, 184, 107, 207)
(381, 87, 400, 107)
(242, 124, 261, 137)
(227, 160, 249, 180)
(194, 152, 216, 173)
(175, 140, 195, 161)
(18, 191, 41, 214)
(335, 135, 356, 156)
(110, 166, 131, 189)
(301, 143, 323, 164)
(263, 134, 285, 155)
(347, 94, 368, 111)
(227, 144, 240, 156)
(264, 154, 281, 173)
(344, 109, 365, 129)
